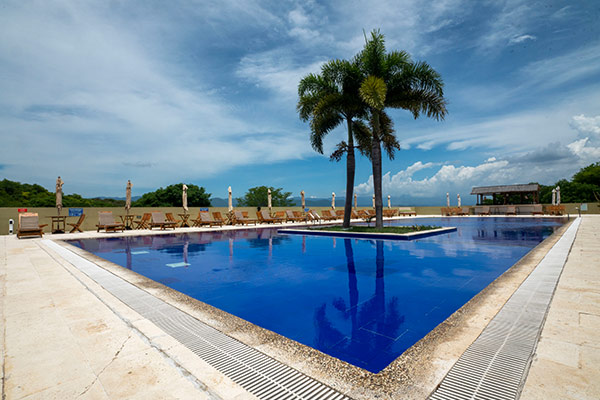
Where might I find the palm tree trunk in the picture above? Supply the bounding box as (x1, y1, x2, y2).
(343, 117, 355, 228)
(371, 111, 384, 228)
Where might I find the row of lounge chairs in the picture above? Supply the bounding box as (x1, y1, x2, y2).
(16, 207, 418, 238)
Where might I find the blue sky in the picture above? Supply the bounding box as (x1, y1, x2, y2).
(1, 0, 599, 205)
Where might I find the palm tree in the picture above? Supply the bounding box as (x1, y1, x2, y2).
(358, 30, 448, 227)
(298, 59, 367, 228)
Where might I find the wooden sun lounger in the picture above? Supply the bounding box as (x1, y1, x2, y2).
(293, 211, 307, 221)
(475, 206, 491, 215)
(150, 211, 177, 230)
(135, 213, 151, 229)
(234, 211, 257, 225)
(67, 214, 86, 233)
(199, 212, 222, 227)
(320, 210, 337, 221)
(17, 213, 46, 239)
(165, 212, 182, 227)
(257, 210, 276, 224)
(383, 209, 397, 218)
(505, 206, 517, 215)
(212, 212, 227, 225)
(97, 211, 125, 232)
(191, 212, 210, 227)
(306, 210, 321, 223)
(397, 207, 416, 216)
(285, 210, 304, 222)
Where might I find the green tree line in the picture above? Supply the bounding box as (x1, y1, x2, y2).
(538, 162, 600, 204)
(0, 180, 211, 207)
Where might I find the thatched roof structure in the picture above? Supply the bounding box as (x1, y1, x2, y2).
(471, 184, 540, 205)
(471, 184, 539, 195)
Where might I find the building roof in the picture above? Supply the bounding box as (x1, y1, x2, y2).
(470, 184, 539, 195)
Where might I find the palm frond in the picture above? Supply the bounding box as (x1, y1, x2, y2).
(329, 141, 349, 162)
(352, 120, 373, 159)
(360, 76, 387, 110)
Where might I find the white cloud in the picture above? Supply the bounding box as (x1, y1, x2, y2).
(237, 50, 325, 101)
(570, 114, 600, 136)
(567, 138, 600, 161)
(518, 43, 600, 91)
(0, 1, 315, 196)
(509, 34, 536, 44)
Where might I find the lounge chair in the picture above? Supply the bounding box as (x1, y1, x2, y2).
(383, 209, 398, 218)
(191, 212, 210, 227)
(150, 211, 177, 230)
(97, 211, 125, 232)
(285, 210, 304, 222)
(475, 206, 490, 216)
(234, 210, 257, 225)
(457, 207, 470, 216)
(531, 204, 543, 215)
(306, 210, 321, 223)
(212, 212, 227, 225)
(135, 213, 151, 229)
(257, 210, 284, 224)
(17, 213, 46, 238)
(335, 210, 345, 219)
(165, 212, 181, 227)
(67, 214, 86, 233)
(356, 210, 371, 221)
(397, 207, 416, 216)
(293, 210, 307, 221)
(505, 206, 517, 216)
(199, 212, 222, 227)
(320, 210, 337, 221)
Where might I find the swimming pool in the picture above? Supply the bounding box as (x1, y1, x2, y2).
(68, 217, 565, 373)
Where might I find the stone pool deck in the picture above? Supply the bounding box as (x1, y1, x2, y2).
(0, 216, 598, 399)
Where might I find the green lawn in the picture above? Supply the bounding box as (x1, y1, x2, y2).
(312, 225, 441, 234)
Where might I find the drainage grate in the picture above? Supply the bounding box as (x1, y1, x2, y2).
(430, 218, 580, 400)
(44, 240, 350, 400)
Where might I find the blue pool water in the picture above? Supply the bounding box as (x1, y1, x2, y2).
(68, 217, 564, 373)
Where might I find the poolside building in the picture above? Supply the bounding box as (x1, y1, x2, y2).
(471, 183, 540, 205)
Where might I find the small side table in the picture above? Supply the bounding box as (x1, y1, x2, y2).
(48, 216, 67, 234)
(120, 215, 137, 230)
(178, 214, 190, 227)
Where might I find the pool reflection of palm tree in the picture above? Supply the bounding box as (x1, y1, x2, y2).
(313, 239, 404, 366)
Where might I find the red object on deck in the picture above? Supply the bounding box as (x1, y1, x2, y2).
(18, 208, 28, 212)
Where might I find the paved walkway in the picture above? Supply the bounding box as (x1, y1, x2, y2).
(1, 216, 598, 399)
(521, 215, 600, 399)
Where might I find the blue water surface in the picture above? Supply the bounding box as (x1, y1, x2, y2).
(68, 217, 565, 373)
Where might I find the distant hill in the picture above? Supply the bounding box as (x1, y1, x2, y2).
(0, 179, 126, 207)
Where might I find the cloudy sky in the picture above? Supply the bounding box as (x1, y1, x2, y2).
(1, 0, 599, 205)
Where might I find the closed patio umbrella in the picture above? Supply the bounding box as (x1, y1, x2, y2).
(301, 190, 305, 210)
(55, 176, 64, 215)
(457, 194, 461, 207)
(552, 188, 556, 205)
(125, 180, 132, 215)
(556, 186, 561, 205)
(332, 192, 335, 209)
(387, 195, 391, 208)
(354, 193, 357, 209)
(182, 184, 188, 213)
(372, 194, 375, 208)
(228, 186, 233, 212)
(446, 192, 450, 207)
(268, 188, 272, 212)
